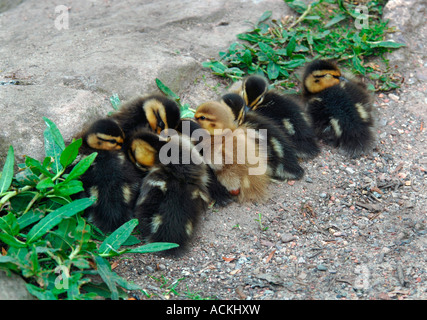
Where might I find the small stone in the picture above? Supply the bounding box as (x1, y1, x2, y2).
(319, 192, 327, 198)
(281, 233, 297, 243)
(389, 93, 399, 101)
(317, 264, 328, 271)
(345, 167, 355, 174)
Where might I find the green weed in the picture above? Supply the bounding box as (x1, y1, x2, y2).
(203, 0, 404, 92)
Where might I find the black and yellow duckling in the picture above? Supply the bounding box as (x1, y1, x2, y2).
(177, 118, 233, 207)
(76, 118, 144, 233)
(111, 94, 181, 137)
(129, 128, 211, 255)
(237, 75, 320, 160)
(301, 59, 376, 158)
(194, 101, 270, 203)
(221, 93, 304, 181)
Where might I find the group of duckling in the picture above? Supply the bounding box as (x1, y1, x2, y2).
(73, 59, 376, 255)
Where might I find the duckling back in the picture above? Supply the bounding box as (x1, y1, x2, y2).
(221, 93, 305, 181)
(195, 101, 270, 203)
(75, 118, 144, 233)
(240, 75, 320, 160)
(131, 129, 211, 255)
(302, 60, 376, 158)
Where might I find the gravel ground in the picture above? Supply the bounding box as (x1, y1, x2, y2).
(113, 74, 427, 300)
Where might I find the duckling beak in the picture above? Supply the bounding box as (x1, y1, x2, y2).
(339, 76, 349, 82)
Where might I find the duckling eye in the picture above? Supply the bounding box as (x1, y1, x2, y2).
(199, 116, 206, 120)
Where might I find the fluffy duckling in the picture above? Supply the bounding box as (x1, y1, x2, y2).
(111, 94, 181, 137)
(76, 118, 144, 233)
(129, 128, 211, 255)
(238, 75, 320, 160)
(221, 93, 304, 181)
(194, 101, 270, 203)
(177, 118, 233, 207)
(301, 59, 376, 158)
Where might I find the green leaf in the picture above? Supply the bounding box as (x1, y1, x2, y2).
(43, 118, 65, 150)
(14, 168, 40, 187)
(155, 78, 180, 101)
(36, 177, 54, 191)
(267, 61, 280, 80)
(202, 61, 227, 75)
(324, 13, 347, 28)
(98, 219, 138, 255)
(0, 232, 27, 248)
(0, 212, 20, 236)
(257, 10, 272, 24)
(241, 49, 252, 65)
(44, 128, 63, 174)
(26, 283, 57, 300)
(285, 0, 308, 14)
(54, 180, 84, 197)
(127, 242, 179, 254)
(64, 153, 97, 183)
(25, 156, 54, 178)
(94, 255, 119, 300)
(60, 139, 82, 168)
(17, 209, 45, 230)
(0, 146, 14, 194)
(286, 35, 297, 57)
(367, 40, 406, 49)
(26, 198, 95, 244)
(352, 55, 366, 75)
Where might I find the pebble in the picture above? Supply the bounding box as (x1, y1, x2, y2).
(345, 167, 355, 174)
(317, 265, 328, 271)
(281, 233, 297, 243)
(319, 192, 327, 198)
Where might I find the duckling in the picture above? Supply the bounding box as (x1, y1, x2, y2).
(238, 75, 320, 160)
(221, 93, 304, 181)
(111, 94, 181, 137)
(76, 118, 144, 233)
(176, 118, 233, 207)
(301, 59, 376, 158)
(129, 128, 211, 255)
(194, 101, 270, 203)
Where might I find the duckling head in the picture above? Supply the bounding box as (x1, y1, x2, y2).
(128, 129, 167, 168)
(143, 95, 180, 134)
(85, 118, 124, 151)
(242, 75, 268, 108)
(194, 101, 237, 135)
(302, 59, 342, 94)
(220, 93, 248, 125)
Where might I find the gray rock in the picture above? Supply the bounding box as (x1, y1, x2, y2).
(0, 0, 287, 167)
(0, 270, 35, 300)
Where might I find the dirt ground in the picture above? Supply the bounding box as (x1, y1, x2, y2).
(114, 60, 427, 301)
